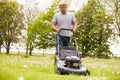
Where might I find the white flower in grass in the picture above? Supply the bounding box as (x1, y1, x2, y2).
(112, 71, 114, 74)
(101, 77, 106, 80)
(102, 65, 107, 68)
(18, 76, 24, 80)
(117, 71, 120, 74)
(88, 78, 93, 80)
(23, 65, 27, 69)
(95, 78, 99, 80)
(30, 62, 33, 66)
(15, 58, 18, 60)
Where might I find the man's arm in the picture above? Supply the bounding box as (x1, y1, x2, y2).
(52, 21, 60, 33)
(72, 21, 77, 33)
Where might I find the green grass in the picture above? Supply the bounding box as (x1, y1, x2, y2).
(0, 53, 120, 80)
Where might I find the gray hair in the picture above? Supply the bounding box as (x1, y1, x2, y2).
(59, 1, 68, 6)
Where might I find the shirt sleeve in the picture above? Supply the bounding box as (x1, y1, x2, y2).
(52, 14, 57, 22)
(72, 13, 76, 22)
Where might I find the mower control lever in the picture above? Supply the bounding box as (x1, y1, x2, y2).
(59, 28, 74, 33)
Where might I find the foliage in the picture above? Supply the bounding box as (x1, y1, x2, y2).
(26, 0, 60, 55)
(102, 0, 120, 37)
(0, 0, 24, 54)
(23, 0, 42, 55)
(35, 0, 60, 49)
(75, 0, 113, 58)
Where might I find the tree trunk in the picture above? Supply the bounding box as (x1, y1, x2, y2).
(0, 45, 1, 53)
(29, 43, 33, 56)
(26, 44, 28, 55)
(114, 0, 120, 37)
(6, 47, 10, 54)
(29, 48, 32, 56)
(6, 42, 10, 54)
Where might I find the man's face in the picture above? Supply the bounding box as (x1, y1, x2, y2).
(59, 4, 67, 14)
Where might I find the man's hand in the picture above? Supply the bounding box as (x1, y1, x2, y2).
(52, 21, 61, 33)
(72, 21, 77, 33)
(72, 28, 76, 33)
(56, 29, 61, 33)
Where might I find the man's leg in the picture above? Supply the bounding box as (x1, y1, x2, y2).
(63, 37, 70, 47)
(60, 36, 70, 47)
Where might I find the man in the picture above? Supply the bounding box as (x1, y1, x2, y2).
(52, 2, 77, 47)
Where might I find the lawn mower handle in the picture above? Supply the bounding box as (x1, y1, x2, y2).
(59, 28, 74, 33)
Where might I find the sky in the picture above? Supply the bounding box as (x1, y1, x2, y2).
(17, 0, 88, 11)
(14, 0, 120, 56)
(17, 0, 52, 11)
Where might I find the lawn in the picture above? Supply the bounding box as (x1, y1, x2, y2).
(0, 53, 120, 80)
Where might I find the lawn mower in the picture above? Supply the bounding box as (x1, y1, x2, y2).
(54, 28, 90, 75)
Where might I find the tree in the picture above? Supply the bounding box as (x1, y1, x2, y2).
(26, 0, 60, 55)
(23, 0, 43, 55)
(76, 0, 113, 58)
(102, 0, 120, 36)
(35, 0, 61, 54)
(0, 1, 6, 53)
(0, 0, 24, 54)
(26, 21, 40, 55)
(113, 0, 120, 37)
